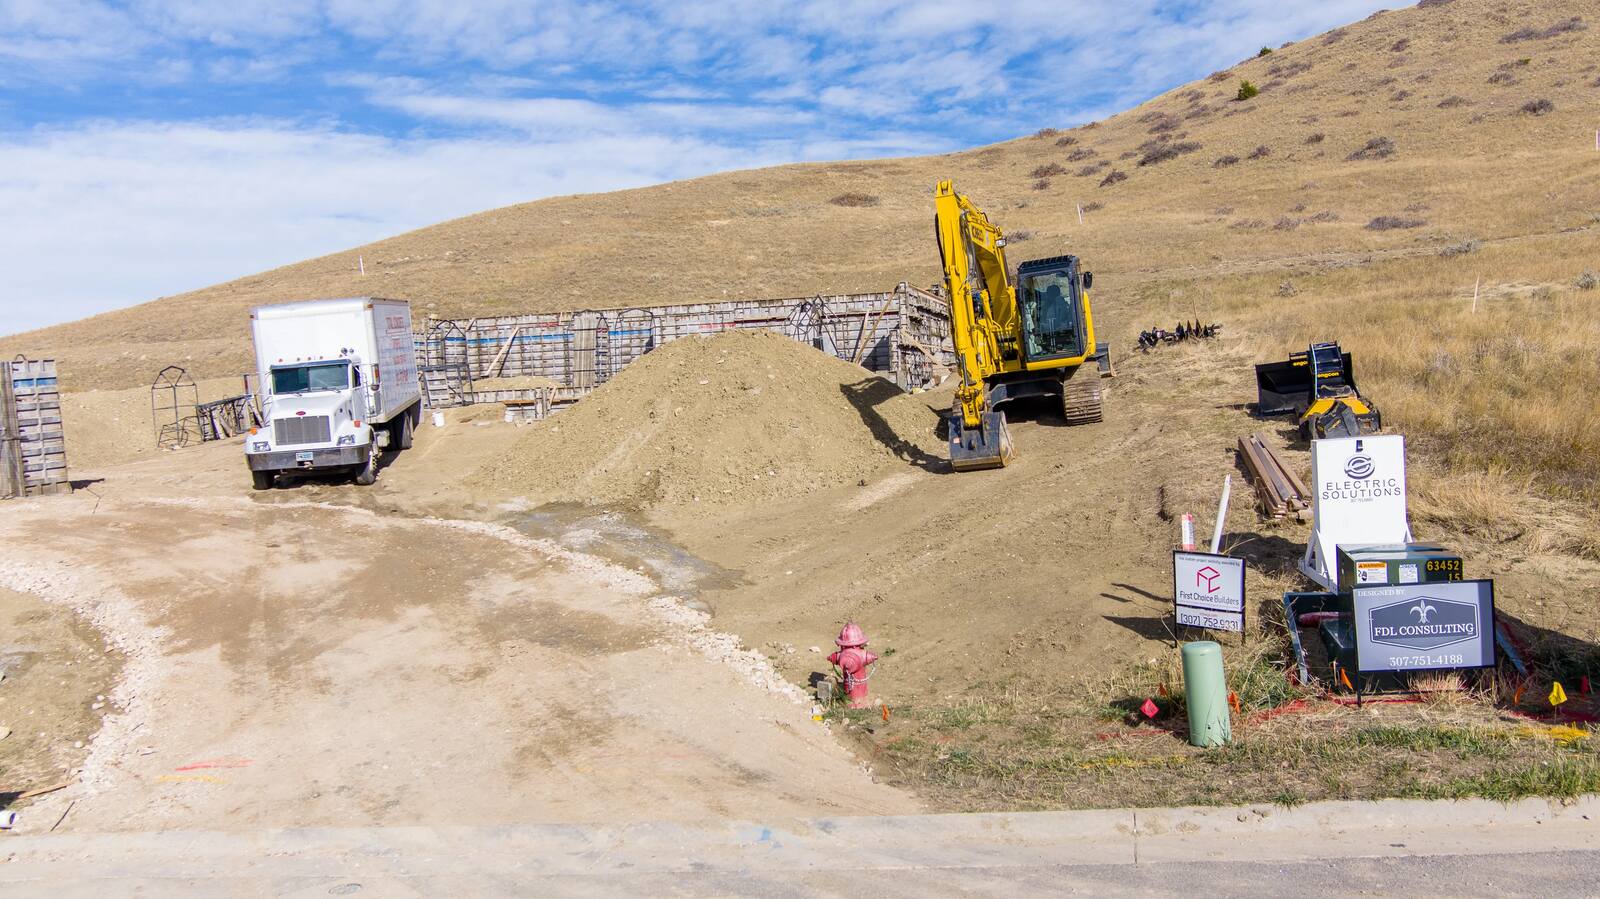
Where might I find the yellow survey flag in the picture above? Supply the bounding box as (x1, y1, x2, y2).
(1549, 682, 1568, 706)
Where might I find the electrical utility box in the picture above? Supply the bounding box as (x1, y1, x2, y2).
(1335, 543, 1463, 594)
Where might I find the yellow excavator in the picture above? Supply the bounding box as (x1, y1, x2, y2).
(933, 179, 1111, 471)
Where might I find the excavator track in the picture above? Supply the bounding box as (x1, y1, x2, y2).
(1061, 373, 1104, 425)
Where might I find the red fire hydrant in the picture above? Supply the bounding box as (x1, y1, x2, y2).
(827, 622, 879, 709)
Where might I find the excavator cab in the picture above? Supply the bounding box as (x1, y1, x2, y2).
(1016, 259, 1087, 363)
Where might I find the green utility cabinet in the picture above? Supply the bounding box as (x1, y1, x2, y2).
(1335, 543, 1463, 593)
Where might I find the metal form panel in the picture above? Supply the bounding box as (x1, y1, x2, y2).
(420, 363, 473, 410)
(419, 283, 953, 408)
(1, 358, 70, 498)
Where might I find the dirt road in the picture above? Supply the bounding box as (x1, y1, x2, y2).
(0, 450, 914, 832)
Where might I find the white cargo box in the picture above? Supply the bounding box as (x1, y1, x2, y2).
(251, 297, 419, 424)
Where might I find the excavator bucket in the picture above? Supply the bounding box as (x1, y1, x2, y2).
(1254, 356, 1311, 416)
(948, 409, 1014, 471)
(1255, 347, 1356, 416)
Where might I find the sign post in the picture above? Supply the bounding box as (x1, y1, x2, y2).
(1302, 435, 1411, 589)
(1352, 580, 1497, 675)
(1173, 551, 1246, 635)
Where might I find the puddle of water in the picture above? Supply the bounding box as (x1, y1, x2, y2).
(504, 502, 742, 596)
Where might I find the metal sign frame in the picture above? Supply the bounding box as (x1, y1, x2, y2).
(1301, 434, 1412, 589)
(1172, 550, 1247, 634)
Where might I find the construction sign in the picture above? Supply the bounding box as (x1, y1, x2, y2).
(1173, 551, 1246, 633)
(1352, 580, 1497, 673)
(1301, 435, 1411, 589)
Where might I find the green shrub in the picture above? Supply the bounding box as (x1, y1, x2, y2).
(1237, 80, 1259, 101)
(1258, 46, 1273, 57)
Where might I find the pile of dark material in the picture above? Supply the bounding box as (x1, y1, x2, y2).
(1136, 321, 1222, 350)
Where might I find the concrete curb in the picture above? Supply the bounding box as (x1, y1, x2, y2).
(2, 796, 1597, 886)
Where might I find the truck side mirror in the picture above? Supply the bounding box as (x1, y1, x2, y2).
(1083, 271, 1094, 290)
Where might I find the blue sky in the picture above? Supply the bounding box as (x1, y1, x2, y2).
(0, 0, 1399, 335)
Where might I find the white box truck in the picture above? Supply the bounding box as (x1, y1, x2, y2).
(244, 298, 422, 489)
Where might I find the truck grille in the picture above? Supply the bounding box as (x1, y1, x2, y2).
(273, 415, 332, 446)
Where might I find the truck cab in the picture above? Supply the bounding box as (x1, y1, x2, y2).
(247, 355, 383, 487)
(244, 298, 421, 490)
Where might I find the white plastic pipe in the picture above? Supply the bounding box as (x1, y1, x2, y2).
(1210, 475, 1232, 555)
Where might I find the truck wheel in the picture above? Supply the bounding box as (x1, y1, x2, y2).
(396, 409, 414, 450)
(353, 443, 379, 486)
(251, 470, 274, 491)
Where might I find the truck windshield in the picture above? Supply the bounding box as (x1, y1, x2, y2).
(271, 362, 349, 394)
(1018, 270, 1082, 360)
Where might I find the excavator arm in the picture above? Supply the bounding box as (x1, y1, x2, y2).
(934, 179, 1018, 469)
(934, 179, 1014, 429)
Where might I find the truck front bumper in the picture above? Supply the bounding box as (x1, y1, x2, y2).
(246, 446, 366, 471)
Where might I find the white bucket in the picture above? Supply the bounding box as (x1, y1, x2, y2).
(432, 411, 446, 428)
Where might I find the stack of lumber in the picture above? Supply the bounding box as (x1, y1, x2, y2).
(1237, 432, 1310, 520)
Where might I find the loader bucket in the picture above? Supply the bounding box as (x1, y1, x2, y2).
(948, 409, 1014, 471)
(1254, 359, 1310, 416)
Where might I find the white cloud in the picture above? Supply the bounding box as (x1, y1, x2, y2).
(0, 118, 936, 336)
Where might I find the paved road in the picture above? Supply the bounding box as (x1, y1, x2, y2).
(4, 797, 1596, 896)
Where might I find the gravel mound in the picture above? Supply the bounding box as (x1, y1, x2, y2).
(477, 330, 941, 508)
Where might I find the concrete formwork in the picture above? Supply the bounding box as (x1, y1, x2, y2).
(418, 283, 953, 411)
(1, 358, 69, 498)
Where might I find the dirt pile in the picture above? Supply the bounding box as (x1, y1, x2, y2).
(61, 377, 247, 471)
(476, 330, 941, 508)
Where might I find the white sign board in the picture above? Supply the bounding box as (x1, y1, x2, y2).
(1173, 551, 1246, 633)
(1301, 435, 1411, 589)
(1353, 580, 1496, 673)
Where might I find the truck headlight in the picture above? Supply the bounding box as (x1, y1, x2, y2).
(337, 435, 355, 446)
(251, 441, 269, 452)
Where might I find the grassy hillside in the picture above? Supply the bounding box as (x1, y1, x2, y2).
(5, 0, 1598, 486)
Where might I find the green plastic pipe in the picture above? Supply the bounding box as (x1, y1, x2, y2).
(1182, 641, 1231, 748)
